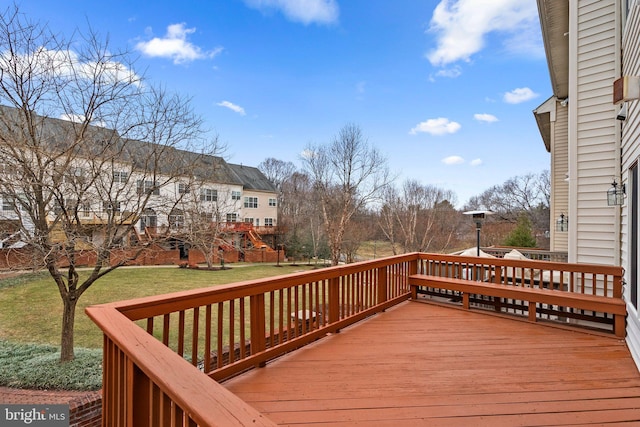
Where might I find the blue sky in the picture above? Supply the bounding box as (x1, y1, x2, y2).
(18, 0, 550, 207)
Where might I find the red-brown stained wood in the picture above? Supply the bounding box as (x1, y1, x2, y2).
(224, 301, 640, 426)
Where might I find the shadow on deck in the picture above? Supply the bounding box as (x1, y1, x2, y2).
(225, 300, 640, 426)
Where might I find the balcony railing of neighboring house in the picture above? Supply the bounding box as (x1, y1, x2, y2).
(86, 252, 624, 427)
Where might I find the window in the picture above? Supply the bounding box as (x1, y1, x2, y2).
(269, 198, 277, 207)
(137, 180, 160, 195)
(226, 213, 238, 222)
(244, 196, 258, 208)
(178, 183, 190, 194)
(55, 199, 90, 216)
(2, 197, 14, 211)
(200, 188, 217, 202)
(232, 191, 241, 200)
(264, 218, 274, 227)
(65, 167, 85, 185)
(103, 201, 121, 213)
(244, 217, 254, 224)
(169, 212, 185, 229)
(113, 171, 128, 184)
(79, 201, 91, 217)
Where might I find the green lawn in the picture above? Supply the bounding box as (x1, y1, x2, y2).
(0, 263, 320, 349)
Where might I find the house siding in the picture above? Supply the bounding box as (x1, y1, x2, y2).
(572, 0, 618, 264)
(621, 0, 640, 368)
(552, 103, 569, 252)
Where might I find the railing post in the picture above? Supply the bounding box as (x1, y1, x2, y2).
(409, 257, 419, 299)
(613, 270, 625, 338)
(250, 293, 267, 367)
(377, 267, 388, 305)
(329, 277, 340, 326)
(613, 272, 623, 299)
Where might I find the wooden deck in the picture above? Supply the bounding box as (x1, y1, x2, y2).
(224, 300, 640, 426)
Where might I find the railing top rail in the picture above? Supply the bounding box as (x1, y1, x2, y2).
(418, 252, 623, 275)
(108, 252, 419, 320)
(85, 305, 276, 426)
(96, 252, 623, 321)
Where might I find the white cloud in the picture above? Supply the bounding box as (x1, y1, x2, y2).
(1, 48, 141, 88)
(470, 158, 483, 166)
(410, 118, 461, 136)
(503, 87, 538, 104)
(442, 155, 465, 165)
(426, 0, 540, 67)
(135, 23, 223, 64)
(217, 101, 246, 116)
(474, 113, 498, 123)
(436, 66, 462, 79)
(244, 0, 339, 25)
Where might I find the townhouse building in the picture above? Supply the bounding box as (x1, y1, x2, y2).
(0, 106, 278, 258)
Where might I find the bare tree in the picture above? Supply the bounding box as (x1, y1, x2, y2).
(464, 171, 551, 246)
(168, 151, 240, 269)
(379, 179, 460, 254)
(0, 6, 205, 361)
(465, 171, 549, 219)
(277, 171, 318, 257)
(258, 158, 296, 194)
(302, 124, 391, 265)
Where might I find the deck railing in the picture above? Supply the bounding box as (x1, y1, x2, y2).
(415, 253, 623, 332)
(86, 253, 416, 426)
(87, 252, 624, 427)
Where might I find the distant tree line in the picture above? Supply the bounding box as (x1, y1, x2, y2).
(260, 127, 550, 263)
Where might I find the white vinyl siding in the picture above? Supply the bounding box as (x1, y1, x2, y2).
(620, 0, 640, 368)
(553, 104, 570, 252)
(571, 0, 618, 264)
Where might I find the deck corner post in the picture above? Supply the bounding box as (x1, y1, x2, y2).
(250, 293, 267, 362)
(377, 267, 388, 304)
(613, 273, 623, 299)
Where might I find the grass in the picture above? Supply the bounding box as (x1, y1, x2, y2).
(0, 262, 320, 391)
(356, 240, 398, 260)
(0, 263, 319, 348)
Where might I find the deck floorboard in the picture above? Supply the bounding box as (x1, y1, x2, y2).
(224, 301, 640, 426)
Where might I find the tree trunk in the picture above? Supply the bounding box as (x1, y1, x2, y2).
(60, 295, 77, 362)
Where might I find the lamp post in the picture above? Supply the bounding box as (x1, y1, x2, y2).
(463, 210, 493, 256)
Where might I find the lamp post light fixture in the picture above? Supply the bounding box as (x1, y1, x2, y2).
(463, 210, 493, 256)
(556, 213, 568, 232)
(607, 179, 626, 206)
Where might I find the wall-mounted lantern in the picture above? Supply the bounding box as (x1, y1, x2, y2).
(556, 213, 568, 232)
(607, 180, 626, 206)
